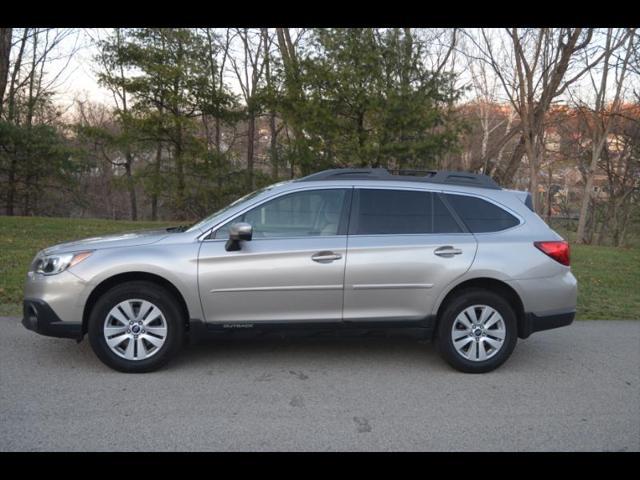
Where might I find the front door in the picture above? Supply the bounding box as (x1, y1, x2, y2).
(343, 187, 477, 322)
(198, 188, 352, 324)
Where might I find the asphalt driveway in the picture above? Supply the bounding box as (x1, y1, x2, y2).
(1, 317, 638, 451)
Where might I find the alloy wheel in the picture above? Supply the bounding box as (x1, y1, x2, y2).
(450, 304, 506, 362)
(103, 299, 168, 361)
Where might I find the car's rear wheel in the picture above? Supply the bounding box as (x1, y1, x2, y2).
(88, 281, 184, 373)
(436, 288, 517, 373)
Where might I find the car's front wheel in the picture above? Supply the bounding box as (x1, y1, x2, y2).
(88, 281, 184, 373)
(436, 288, 517, 373)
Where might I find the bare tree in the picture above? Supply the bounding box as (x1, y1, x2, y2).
(460, 38, 518, 175)
(416, 28, 459, 75)
(463, 28, 613, 212)
(229, 28, 267, 189)
(0, 28, 12, 116)
(572, 28, 635, 244)
(4, 28, 79, 215)
(202, 28, 232, 155)
(96, 28, 139, 220)
(275, 27, 307, 178)
(261, 28, 281, 180)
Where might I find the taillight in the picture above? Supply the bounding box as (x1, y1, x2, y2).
(534, 241, 570, 266)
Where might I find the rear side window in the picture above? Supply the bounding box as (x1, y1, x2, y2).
(445, 194, 519, 233)
(352, 189, 462, 235)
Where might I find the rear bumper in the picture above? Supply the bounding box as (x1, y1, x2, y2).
(518, 311, 575, 339)
(509, 272, 577, 318)
(22, 299, 82, 340)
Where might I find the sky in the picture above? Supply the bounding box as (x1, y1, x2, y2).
(49, 29, 247, 112)
(43, 28, 637, 119)
(48, 29, 112, 107)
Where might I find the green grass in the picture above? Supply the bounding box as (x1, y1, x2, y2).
(570, 244, 640, 320)
(1, 216, 638, 320)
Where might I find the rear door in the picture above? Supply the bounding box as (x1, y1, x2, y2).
(343, 187, 477, 322)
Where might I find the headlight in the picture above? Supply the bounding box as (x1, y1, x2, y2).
(33, 251, 93, 276)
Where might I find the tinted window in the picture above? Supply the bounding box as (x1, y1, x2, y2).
(445, 194, 519, 233)
(216, 189, 347, 239)
(352, 189, 462, 235)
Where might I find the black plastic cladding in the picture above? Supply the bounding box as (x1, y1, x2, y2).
(296, 168, 502, 190)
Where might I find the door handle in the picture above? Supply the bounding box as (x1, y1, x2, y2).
(311, 251, 342, 263)
(434, 246, 463, 257)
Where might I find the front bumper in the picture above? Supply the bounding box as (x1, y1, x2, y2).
(22, 269, 89, 340)
(22, 299, 82, 340)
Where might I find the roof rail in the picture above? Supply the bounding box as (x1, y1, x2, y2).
(296, 168, 501, 190)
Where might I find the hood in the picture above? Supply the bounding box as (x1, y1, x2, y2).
(43, 228, 172, 255)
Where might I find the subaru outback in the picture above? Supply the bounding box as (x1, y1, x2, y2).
(22, 168, 577, 373)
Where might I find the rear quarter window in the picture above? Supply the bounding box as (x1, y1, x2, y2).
(445, 194, 520, 233)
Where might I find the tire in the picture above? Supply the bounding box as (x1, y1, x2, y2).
(436, 288, 517, 373)
(88, 281, 185, 373)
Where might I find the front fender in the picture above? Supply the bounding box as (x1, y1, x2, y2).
(70, 242, 202, 321)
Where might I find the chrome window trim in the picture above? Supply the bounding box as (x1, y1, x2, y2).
(202, 234, 349, 243)
(346, 232, 475, 239)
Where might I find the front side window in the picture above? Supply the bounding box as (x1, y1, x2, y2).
(351, 189, 462, 235)
(215, 189, 348, 239)
(444, 193, 520, 233)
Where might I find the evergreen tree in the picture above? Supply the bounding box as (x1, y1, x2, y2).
(279, 28, 464, 174)
(96, 28, 237, 220)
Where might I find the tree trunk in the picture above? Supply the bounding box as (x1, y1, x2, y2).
(357, 111, 366, 166)
(529, 160, 539, 213)
(586, 198, 599, 244)
(22, 30, 39, 216)
(5, 29, 28, 215)
(215, 116, 221, 154)
(6, 28, 28, 123)
(495, 135, 526, 187)
(124, 151, 137, 221)
(270, 112, 278, 180)
(480, 110, 489, 164)
(6, 156, 17, 215)
(276, 28, 306, 171)
(545, 164, 553, 223)
(0, 28, 12, 116)
(523, 130, 541, 213)
(495, 110, 515, 172)
(576, 142, 605, 244)
(151, 142, 162, 221)
(617, 199, 633, 247)
(247, 112, 255, 189)
(175, 125, 185, 219)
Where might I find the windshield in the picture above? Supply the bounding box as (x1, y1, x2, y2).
(185, 185, 275, 233)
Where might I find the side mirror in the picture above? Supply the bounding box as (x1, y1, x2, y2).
(225, 222, 253, 251)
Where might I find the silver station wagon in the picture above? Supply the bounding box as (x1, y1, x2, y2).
(23, 168, 577, 373)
